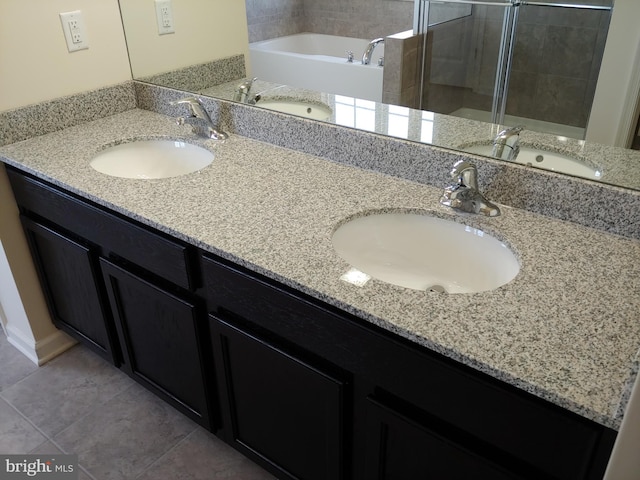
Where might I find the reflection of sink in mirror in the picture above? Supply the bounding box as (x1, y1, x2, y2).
(90, 140, 214, 179)
(257, 99, 332, 121)
(332, 212, 519, 294)
(463, 145, 601, 180)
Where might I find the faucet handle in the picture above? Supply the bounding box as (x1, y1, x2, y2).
(169, 97, 228, 140)
(450, 160, 479, 191)
(492, 125, 524, 160)
(442, 160, 500, 217)
(170, 96, 208, 118)
(495, 125, 525, 138)
(238, 77, 257, 92)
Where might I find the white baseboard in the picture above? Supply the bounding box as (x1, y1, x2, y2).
(6, 325, 76, 366)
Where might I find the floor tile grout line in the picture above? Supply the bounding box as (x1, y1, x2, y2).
(1, 367, 138, 446)
(2, 338, 200, 480)
(133, 424, 202, 480)
(47, 378, 198, 480)
(2, 375, 190, 480)
(0, 348, 48, 393)
(49, 379, 139, 441)
(76, 463, 99, 480)
(1, 340, 274, 480)
(0, 395, 67, 454)
(0, 355, 139, 480)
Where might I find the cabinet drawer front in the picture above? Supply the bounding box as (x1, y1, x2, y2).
(7, 168, 194, 290)
(201, 254, 614, 479)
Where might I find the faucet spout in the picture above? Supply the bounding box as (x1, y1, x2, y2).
(170, 97, 228, 140)
(361, 37, 385, 65)
(440, 160, 500, 217)
(492, 125, 524, 161)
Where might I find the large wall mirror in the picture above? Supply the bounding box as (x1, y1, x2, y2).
(118, 0, 640, 191)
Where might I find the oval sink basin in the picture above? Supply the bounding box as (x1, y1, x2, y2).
(257, 99, 332, 121)
(90, 140, 214, 179)
(463, 145, 601, 180)
(332, 213, 519, 293)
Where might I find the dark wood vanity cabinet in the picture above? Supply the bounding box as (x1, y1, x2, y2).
(211, 315, 347, 480)
(200, 254, 616, 480)
(100, 259, 211, 427)
(19, 215, 118, 363)
(7, 166, 617, 480)
(7, 167, 213, 429)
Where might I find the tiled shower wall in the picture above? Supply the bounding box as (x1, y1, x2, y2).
(423, 3, 611, 129)
(246, 0, 414, 43)
(245, 0, 305, 43)
(507, 4, 610, 128)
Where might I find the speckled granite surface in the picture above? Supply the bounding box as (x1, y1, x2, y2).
(134, 82, 640, 239)
(197, 78, 640, 191)
(138, 55, 246, 93)
(1, 108, 639, 430)
(0, 82, 136, 147)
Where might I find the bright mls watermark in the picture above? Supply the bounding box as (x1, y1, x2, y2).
(0, 455, 77, 479)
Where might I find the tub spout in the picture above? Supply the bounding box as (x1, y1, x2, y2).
(362, 38, 384, 65)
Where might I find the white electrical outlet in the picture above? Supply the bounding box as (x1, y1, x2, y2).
(155, 0, 175, 35)
(60, 10, 89, 52)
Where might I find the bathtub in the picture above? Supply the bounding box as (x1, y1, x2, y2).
(249, 33, 385, 103)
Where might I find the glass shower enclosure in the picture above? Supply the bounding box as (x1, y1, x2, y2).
(415, 0, 613, 139)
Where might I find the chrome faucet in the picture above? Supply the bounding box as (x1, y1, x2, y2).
(170, 97, 228, 140)
(233, 77, 258, 104)
(440, 160, 500, 217)
(361, 37, 384, 65)
(492, 125, 524, 161)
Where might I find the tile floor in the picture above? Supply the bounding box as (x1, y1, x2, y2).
(0, 333, 275, 479)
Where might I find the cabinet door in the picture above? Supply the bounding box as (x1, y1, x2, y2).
(100, 258, 211, 428)
(20, 216, 118, 363)
(212, 316, 346, 480)
(364, 396, 526, 480)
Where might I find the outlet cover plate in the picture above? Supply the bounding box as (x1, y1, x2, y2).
(60, 10, 89, 52)
(155, 0, 175, 35)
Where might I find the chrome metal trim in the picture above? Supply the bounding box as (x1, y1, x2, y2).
(522, 2, 612, 10)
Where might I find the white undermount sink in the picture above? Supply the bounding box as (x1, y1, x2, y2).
(257, 99, 332, 120)
(332, 212, 519, 293)
(463, 144, 601, 180)
(90, 139, 214, 179)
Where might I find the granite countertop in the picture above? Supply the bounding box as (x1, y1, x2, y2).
(1, 108, 639, 430)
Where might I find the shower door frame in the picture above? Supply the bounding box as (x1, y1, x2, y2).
(415, 0, 615, 135)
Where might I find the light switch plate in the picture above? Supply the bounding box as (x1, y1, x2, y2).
(59, 10, 89, 52)
(155, 0, 175, 35)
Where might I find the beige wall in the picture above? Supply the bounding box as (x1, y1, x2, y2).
(0, 0, 131, 360)
(0, 0, 131, 111)
(120, 0, 250, 78)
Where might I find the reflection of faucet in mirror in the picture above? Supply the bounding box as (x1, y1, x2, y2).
(233, 77, 258, 104)
(170, 97, 228, 140)
(361, 38, 384, 65)
(492, 125, 524, 161)
(440, 160, 500, 217)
